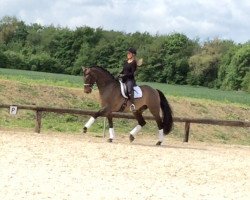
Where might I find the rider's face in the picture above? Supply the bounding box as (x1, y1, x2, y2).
(127, 52, 133, 59)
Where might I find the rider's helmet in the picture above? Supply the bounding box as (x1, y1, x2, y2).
(128, 47, 137, 55)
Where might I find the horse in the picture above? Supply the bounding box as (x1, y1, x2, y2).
(82, 66, 173, 145)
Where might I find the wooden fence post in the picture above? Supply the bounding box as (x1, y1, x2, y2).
(35, 111, 42, 133)
(183, 122, 190, 142)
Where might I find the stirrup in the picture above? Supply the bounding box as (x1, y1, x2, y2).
(130, 104, 136, 112)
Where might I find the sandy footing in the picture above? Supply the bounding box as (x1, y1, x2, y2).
(0, 131, 249, 200)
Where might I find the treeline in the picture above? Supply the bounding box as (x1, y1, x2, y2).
(0, 16, 249, 92)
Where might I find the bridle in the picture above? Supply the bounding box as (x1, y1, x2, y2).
(84, 83, 94, 88)
(83, 70, 95, 89)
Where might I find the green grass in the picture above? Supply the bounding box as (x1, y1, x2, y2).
(1, 68, 250, 106)
(0, 68, 249, 145)
(2, 109, 248, 145)
(0, 68, 83, 88)
(140, 82, 250, 107)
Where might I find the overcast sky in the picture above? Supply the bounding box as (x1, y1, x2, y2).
(0, 0, 249, 43)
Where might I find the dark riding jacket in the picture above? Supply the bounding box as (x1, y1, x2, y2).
(120, 59, 137, 85)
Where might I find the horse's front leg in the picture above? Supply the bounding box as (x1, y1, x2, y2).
(83, 106, 110, 133)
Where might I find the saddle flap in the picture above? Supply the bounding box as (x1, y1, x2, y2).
(119, 81, 142, 99)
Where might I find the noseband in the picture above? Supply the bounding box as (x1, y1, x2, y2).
(84, 83, 94, 88)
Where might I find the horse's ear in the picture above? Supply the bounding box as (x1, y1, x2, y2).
(82, 66, 88, 74)
(82, 67, 91, 75)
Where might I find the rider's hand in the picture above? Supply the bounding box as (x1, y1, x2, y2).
(118, 74, 125, 78)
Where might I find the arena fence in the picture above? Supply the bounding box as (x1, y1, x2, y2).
(0, 104, 249, 142)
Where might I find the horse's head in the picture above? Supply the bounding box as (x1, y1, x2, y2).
(82, 67, 96, 93)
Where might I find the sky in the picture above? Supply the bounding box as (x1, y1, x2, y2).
(0, 0, 250, 43)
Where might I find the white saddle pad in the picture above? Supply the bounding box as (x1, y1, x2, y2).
(119, 81, 142, 99)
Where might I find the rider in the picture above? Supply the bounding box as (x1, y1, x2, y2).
(119, 47, 138, 112)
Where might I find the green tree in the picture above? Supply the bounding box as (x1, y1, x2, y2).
(0, 16, 18, 44)
(218, 44, 238, 88)
(160, 33, 196, 84)
(0, 50, 8, 68)
(28, 53, 61, 73)
(223, 44, 250, 90)
(4, 50, 26, 69)
(0, 16, 28, 45)
(187, 39, 235, 87)
(242, 72, 250, 92)
(1, 15, 249, 92)
(72, 43, 94, 75)
(137, 36, 165, 82)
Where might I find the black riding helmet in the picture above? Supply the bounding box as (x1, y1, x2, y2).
(128, 47, 137, 55)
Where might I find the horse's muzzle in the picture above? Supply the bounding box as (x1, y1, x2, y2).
(84, 87, 92, 93)
(84, 83, 93, 93)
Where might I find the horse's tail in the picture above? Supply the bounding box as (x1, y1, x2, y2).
(157, 89, 173, 135)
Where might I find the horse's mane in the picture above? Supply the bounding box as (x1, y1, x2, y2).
(91, 66, 116, 80)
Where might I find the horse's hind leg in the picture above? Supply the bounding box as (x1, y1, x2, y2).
(153, 115, 164, 145)
(107, 115, 115, 143)
(129, 108, 147, 142)
(148, 106, 164, 145)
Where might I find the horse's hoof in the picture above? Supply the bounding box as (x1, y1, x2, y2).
(83, 127, 87, 133)
(156, 141, 162, 146)
(107, 138, 113, 143)
(129, 134, 135, 143)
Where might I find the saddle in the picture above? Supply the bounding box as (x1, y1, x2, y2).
(119, 81, 142, 99)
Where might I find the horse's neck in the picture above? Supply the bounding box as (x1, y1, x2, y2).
(95, 71, 117, 92)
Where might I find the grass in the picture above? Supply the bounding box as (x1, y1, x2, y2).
(1, 68, 250, 106)
(140, 82, 250, 107)
(2, 109, 248, 145)
(0, 68, 83, 88)
(0, 68, 249, 145)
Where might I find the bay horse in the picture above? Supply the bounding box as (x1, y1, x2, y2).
(82, 66, 173, 145)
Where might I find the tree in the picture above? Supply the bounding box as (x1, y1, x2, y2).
(4, 50, 26, 69)
(0, 16, 18, 44)
(72, 43, 94, 75)
(137, 36, 165, 82)
(222, 44, 250, 90)
(28, 53, 61, 73)
(0, 50, 8, 68)
(0, 16, 28, 45)
(161, 33, 196, 84)
(218, 44, 238, 88)
(187, 39, 235, 87)
(242, 72, 250, 92)
(0, 15, 249, 92)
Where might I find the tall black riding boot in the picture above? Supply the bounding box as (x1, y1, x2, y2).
(126, 80, 136, 112)
(129, 92, 136, 112)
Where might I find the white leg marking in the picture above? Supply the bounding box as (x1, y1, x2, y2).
(109, 128, 115, 139)
(85, 117, 95, 128)
(159, 129, 164, 142)
(130, 125, 142, 136)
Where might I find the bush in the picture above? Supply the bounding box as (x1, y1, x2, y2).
(4, 50, 27, 69)
(222, 45, 250, 90)
(0, 50, 8, 68)
(242, 72, 250, 92)
(28, 53, 62, 73)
